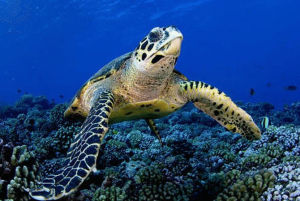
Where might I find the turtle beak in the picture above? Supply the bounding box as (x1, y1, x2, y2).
(155, 26, 183, 57)
(161, 37, 182, 56)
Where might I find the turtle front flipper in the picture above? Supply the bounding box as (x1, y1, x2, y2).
(145, 119, 163, 146)
(179, 81, 261, 140)
(29, 91, 115, 200)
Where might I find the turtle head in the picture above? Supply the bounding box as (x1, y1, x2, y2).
(132, 26, 183, 77)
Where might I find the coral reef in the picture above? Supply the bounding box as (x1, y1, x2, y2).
(93, 185, 127, 201)
(261, 162, 300, 201)
(133, 165, 193, 201)
(216, 170, 276, 201)
(0, 142, 40, 200)
(0, 95, 53, 120)
(0, 96, 300, 200)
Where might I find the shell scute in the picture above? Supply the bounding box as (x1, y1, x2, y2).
(65, 52, 132, 119)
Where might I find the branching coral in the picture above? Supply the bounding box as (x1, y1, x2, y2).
(49, 103, 69, 127)
(261, 162, 300, 201)
(0, 144, 40, 201)
(134, 165, 193, 201)
(93, 186, 127, 201)
(215, 170, 275, 201)
(7, 145, 40, 201)
(52, 125, 81, 153)
(98, 138, 130, 168)
(242, 144, 285, 169)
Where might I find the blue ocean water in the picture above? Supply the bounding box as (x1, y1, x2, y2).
(0, 0, 300, 107)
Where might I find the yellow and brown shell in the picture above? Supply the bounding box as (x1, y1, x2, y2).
(64, 52, 132, 118)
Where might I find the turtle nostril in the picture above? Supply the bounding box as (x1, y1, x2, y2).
(149, 30, 162, 42)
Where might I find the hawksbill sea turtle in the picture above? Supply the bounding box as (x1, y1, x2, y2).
(29, 26, 261, 200)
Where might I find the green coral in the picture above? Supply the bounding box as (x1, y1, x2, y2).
(260, 144, 284, 159)
(223, 170, 241, 187)
(134, 165, 193, 201)
(208, 142, 237, 163)
(204, 169, 242, 197)
(204, 171, 226, 195)
(134, 165, 163, 184)
(282, 155, 300, 162)
(10, 145, 32, 167)
(242, 144, 284, 168)
(242, 154, 272, 168)
(200, 142, 211, 152)
(215, 170, 276, 201)
(53, 125, 80, 153)
(6, 145, 40, 201)
(127, 130, 143, 149)
(92, 186, 127, 201)
(31, 124, 80, 159)
(167, 155, 191, 176)
(49, 103, 68, 126)
(211, 149, 236, 163)
(99, 138, 129, 167)
(106, 139, 127, 150)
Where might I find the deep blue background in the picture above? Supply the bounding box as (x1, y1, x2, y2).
(0, 0, 300, 107)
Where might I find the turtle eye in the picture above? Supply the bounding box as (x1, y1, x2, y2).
(149, 30, 162, 43)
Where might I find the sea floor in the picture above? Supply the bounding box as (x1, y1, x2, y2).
(0, 95, 299, 201)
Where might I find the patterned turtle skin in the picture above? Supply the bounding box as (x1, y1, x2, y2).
(29, 26, 261, 200)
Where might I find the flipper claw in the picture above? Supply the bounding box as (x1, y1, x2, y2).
(145, 119, 164, 146)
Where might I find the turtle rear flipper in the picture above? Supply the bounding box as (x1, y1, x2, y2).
(180, 81, 261, 140)
(30, 91, 115, 200)
(145, 119, 163, 146)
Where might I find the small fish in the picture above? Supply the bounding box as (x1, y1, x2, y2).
(285, 85, 297, 91)
(261, 116, 270, 131)
(266, 82, 272, 87)
(250, 88, 255, 96)
(17, 89, 22, 93)
(59, 94, 64, 99)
